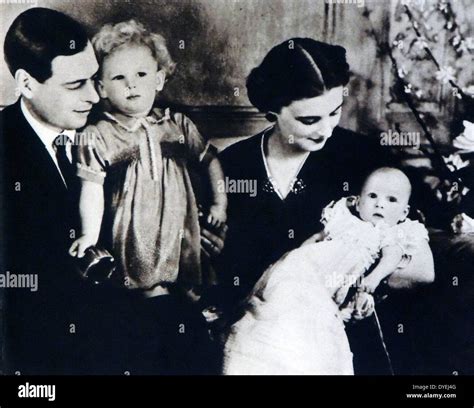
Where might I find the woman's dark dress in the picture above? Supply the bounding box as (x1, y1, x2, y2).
(217, 126, 394, 305)
(215, 125, 401, 374)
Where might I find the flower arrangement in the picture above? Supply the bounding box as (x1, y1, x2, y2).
(363, 0, 474, 232)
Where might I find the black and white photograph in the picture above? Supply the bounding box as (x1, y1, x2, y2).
(0, 0, 473, 403)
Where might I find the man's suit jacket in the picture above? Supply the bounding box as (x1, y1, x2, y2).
(0, 101, 83, 374)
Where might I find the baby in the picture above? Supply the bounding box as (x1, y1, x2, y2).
(69, 20, 227, 296)
(223, 167, 430, 375)
(331, 166, 414, 315)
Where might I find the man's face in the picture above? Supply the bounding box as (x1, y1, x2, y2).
(276, 86, 344, 152)
(27, 42, 99, 131)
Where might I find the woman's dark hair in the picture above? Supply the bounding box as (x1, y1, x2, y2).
(4, 7, 89, 83)
(246, 38, 350, 114)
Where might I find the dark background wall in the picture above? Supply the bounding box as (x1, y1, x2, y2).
(0, 0, 402, 141)
(0, 0, 472, 141)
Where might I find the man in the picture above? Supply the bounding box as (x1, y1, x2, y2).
(0, 7, 99, 374)
(0, 7, 226, 375)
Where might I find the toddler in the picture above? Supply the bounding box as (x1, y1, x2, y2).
(69, 20, 227, 297)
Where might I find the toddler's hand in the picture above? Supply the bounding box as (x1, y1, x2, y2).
(69, 235, 97, 258)
(207, 204, 227, 229)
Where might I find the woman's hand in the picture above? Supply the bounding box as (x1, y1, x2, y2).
(201, 224, 227, 259)
(69, 235, 97, 258)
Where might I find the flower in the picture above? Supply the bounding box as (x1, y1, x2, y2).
(435, 66, 456, 84)
(452, 35, 461, 47)
(453, 121, 474, 152)
(455, 39, 470, 54)
(467, 37, 474, 50)
(416, 37, 429, 50)
(437, 0, 448, 12)
(397, 66, 407, 78)
(393, 39, 405, 50)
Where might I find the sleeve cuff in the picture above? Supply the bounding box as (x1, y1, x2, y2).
(199, 142, 218, 165)
(76, 163, 106, 185)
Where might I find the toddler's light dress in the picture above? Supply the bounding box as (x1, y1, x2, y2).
(75, 108, 211, 290)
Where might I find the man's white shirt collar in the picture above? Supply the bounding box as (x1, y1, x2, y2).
(20, 98, 76, 185)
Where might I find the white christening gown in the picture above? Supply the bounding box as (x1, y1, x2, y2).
(223, 197, 429, 375)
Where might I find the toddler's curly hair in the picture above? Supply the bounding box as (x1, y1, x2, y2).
(92, 19, 176, 77)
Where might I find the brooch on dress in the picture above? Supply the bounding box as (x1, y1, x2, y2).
(262, 178, 275, 194)
(291, 178, 307, 194)
(262, 177, 307, 195)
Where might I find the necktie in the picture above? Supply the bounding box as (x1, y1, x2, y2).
(54, 135, 75, 188)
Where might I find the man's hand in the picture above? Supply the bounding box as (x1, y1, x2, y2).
(201, 224, 227, 259)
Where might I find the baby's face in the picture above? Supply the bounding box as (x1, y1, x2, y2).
(357, 171, 411, 227)
(98, 44, 163, 116)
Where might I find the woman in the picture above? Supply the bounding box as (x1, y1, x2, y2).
(214, 38, 434, 374)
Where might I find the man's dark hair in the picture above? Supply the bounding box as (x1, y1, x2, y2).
(4, 7, 89, 83)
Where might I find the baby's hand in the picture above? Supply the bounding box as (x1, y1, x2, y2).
(340, 291, 375, 322)
(207, 204, 227, 229)
(352, 291, 375, 320)
(69, 235, 97, 258)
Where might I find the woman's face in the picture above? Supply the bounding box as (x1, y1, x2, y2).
(275, 86, 344, 152)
